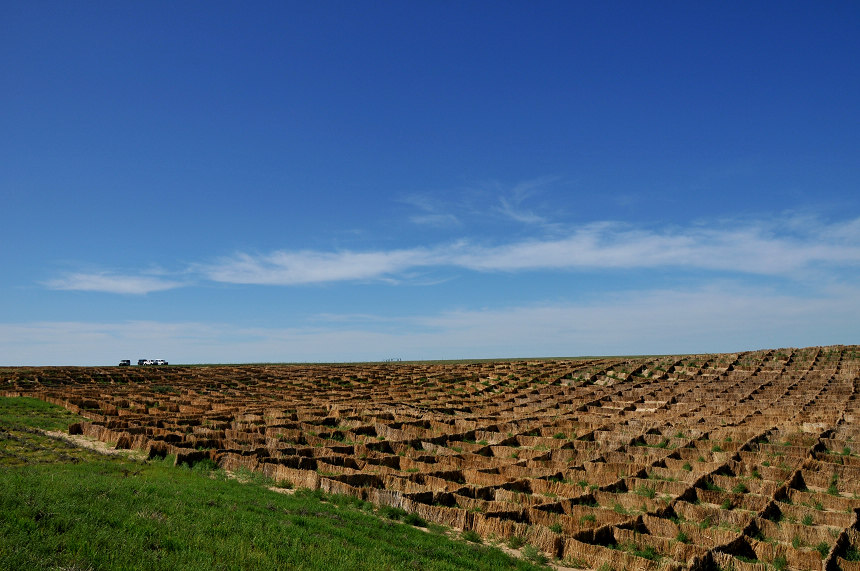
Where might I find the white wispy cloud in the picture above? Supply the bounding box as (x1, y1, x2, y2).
(399, 194, 462, 227)
(4, 283, 859, 365)
(199, 216, 860, 285)
(409, 283, 860, 356)
(43, 272, 185, 294)
(409, 213, 461, 227)
(493, 176, 559, 225)
(42, 214, 860, 291)
(497, 196, 546, 224)
(198, 248, 440, 285)
(447, 221, 860, 274)
(402, 176, 560, 228)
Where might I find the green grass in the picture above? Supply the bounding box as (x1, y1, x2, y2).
(615, 542, 660, 561)
(731, 482, 748, 494)
(0, 397, 543, 571)
(520, 545, 548, 565)
(634, 484, 656, 498)
(461, 530, 482, 543)
(703, 480, 723, 492)
(0, 396, 87, 431)
(827, 473, 840, 496)
(612, 502, 629, 515)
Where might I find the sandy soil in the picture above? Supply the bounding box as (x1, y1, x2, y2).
(42, 429, 148, 461)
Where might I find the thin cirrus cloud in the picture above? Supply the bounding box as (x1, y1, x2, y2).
(409, 213, 462, 227)
(447, 223, 860, 275)
(400, 194, 462, 228)
(492, 176, 560, 225)
(496, 196, 546, 225)
(198, 248, 440, 286)
(201, 217, 860, 286)
(4, 283, 859, 365)
(43, 272, 185, 295)
(44, 216, 860, 292)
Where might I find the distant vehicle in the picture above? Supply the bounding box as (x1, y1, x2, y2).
(155, 359, 168, 366)
(137, 359, 168, 366)
(118, 360, 131, 366)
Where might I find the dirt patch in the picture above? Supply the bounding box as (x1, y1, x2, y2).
(42, 429, 148, 461)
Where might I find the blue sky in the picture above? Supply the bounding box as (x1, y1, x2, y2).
(2, 1, 859, 365)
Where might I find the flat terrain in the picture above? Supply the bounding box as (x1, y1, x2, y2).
(3, 345, 860, 570)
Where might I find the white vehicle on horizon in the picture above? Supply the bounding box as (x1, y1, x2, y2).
(138, 359, 168, 366)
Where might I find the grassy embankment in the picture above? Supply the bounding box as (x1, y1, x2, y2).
(0, 396, 546, 570)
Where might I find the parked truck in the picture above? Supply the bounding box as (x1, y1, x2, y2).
(137, 359, 168, 366)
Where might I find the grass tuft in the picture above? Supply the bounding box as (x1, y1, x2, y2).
(521, 545, 548, 565)
(461, 529, 482, 543)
